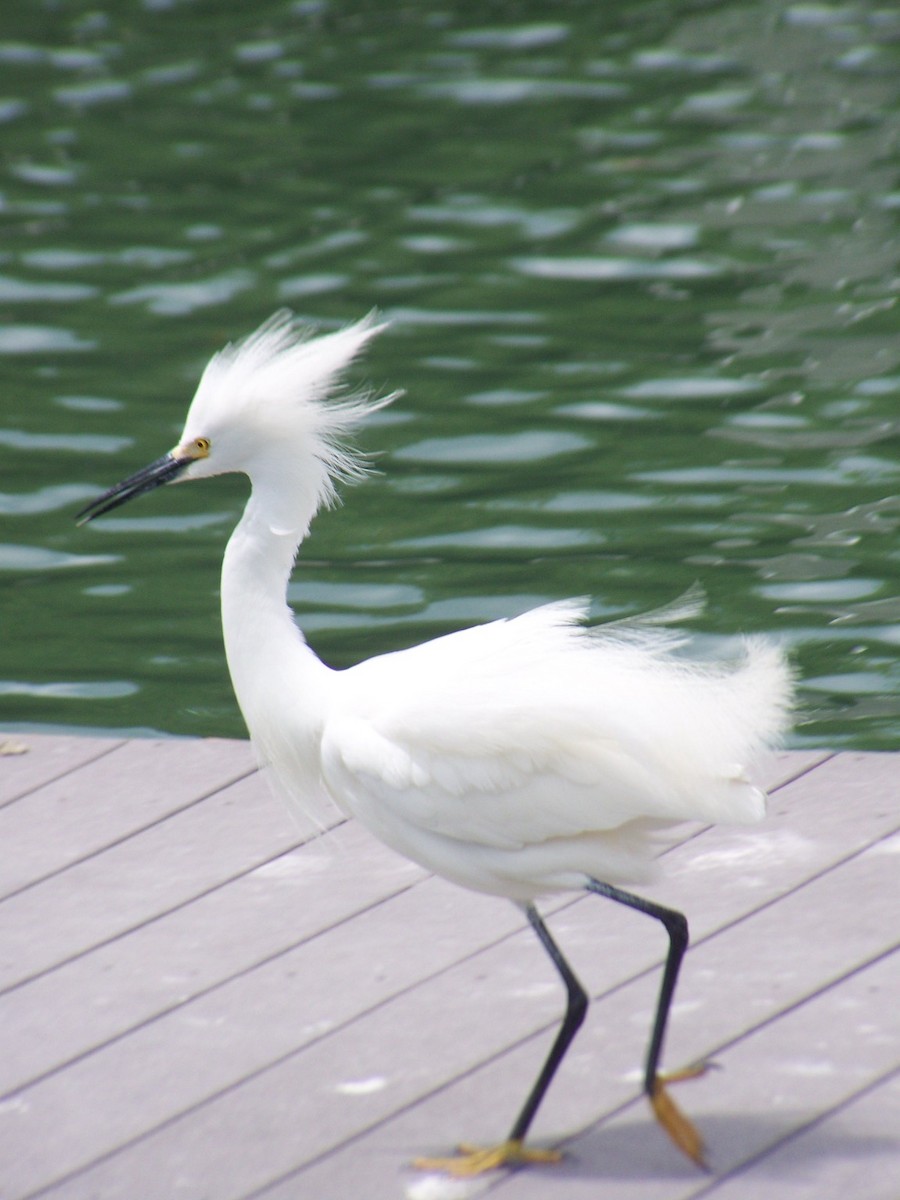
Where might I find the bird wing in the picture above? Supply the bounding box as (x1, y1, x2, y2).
(320, 599, 788, 852)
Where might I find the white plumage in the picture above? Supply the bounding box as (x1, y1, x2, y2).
(79, 312, 793, 1174)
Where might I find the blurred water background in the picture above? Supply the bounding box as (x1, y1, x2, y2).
(0, 0, 898, 749)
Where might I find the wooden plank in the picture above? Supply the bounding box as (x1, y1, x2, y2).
(694, 1069, 900, 1200)
(24, 890, 897, 1200)
(0, 819, 424, 1097)
(0, 753, 827, 1118)
(0, 749, 823, 1085)
(0, 770, 309, 991)
(762, 748, 833, 790)
(4, 753, 891, 1200)
(482, 953, 900, 1200)
(0, 738, 258, 899)
(0, 876, 522, 1199)
(0, 733, 123, 809)
(259, 850, 900, 1200)
(0, 753, 825, 1046)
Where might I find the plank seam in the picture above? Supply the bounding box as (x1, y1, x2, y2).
(0, 759, 264, 906)
(0, 863, 425, 1101)
(0, 815, 348, 1001)
(0, 738, 127, 810)
(684, 1060, 900, 1198)
(259, 944, 900, 1200)
(7, 749, 883, 1197)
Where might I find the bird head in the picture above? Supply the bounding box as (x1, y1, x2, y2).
(77, 311, 391, 534)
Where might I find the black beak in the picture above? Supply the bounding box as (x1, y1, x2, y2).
(76, 451, 191, 525)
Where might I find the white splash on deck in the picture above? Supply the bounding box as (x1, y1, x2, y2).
(405, 1173, 489, 1200)
(677, 829, 815, 878)
(335, 1075, 388, 1096)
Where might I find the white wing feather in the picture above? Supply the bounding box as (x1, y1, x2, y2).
(320, 599, 791, 892)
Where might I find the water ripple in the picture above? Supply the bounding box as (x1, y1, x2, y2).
(619, 377, 761, 400)
(9, 162, 78, 187)
(77, 511, 233, 535)
(394, 431, 590, 465)
(0, 544, 117, 571)
(409, 198, 578, 239)
(514, 256, 725, 281)
(0, 680, 138, 700)
(634, 465, 850, 487)
(110, 270, 256, 315)
(278, 273, 348, 299)
(606, 223, 700, 250)
(0, 325, 93, 353)
(388, 307, 540, 329)
(0, 274, 96, 303)
(54, 79, 132, 107)
(446, 24, 570, 50)
(289, 581, 425, 610)
(420, 78, 627, 104)
(759, 579, 883, 603)
(392, 524, 603, 552)
(0, 429, 130, 454)
(0, 485, 93, 515)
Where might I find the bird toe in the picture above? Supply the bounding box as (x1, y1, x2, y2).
(413, 1139, 562, 1176)
(649, 1079, 707, 1168)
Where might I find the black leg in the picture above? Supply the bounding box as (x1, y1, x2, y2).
(507, 904, 589, 1143)
(414, 884, 703, 1176)
(586, 877, 705, 1165)
(585, 878, 688, 1094)
(413, 903, 589, 1174)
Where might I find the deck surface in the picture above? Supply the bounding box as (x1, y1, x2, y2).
(0, 733, 897, 1200)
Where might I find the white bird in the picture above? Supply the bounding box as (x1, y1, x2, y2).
(78, 312, 792, 1175)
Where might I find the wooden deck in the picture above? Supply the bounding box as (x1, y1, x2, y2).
(0, 733, 897, 1200)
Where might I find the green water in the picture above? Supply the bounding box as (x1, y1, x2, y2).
(1, 0, 898, 749)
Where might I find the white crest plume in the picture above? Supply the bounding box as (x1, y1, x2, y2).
(182, 310, 393, 523)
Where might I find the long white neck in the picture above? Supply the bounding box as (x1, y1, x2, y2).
(220, 492, 335, 815)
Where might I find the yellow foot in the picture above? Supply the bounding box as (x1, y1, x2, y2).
(413, 1139, 562, 1177)
(649, 1066, 709, 1169)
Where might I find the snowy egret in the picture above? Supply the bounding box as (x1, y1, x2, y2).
(78, 313, 792, 1175)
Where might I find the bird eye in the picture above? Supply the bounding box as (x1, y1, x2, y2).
(193, 437, 211, 456)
